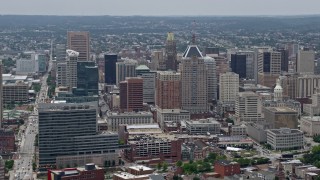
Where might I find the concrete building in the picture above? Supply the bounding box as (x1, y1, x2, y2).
(67, 31, 90, 61)
(16, 58, 36, 75)
(180, 45, 208, 114)
(125, 133, 182, 163)
(38, 102, 120, 169)
(56, 62, 67, 87)
(0, 129, 15, 153)
(136, 65, 156, 104)
(246, 123, 270, 143)
(156, 108, 190, 129)
(204, 56, 218, 101)
(263, 107, 298, 129)
(116, 59, 137, 86)
(104, 54, 117, 85)
(107, 111, 153, 131)
(235, 92, 264, 123)
(185, 118, 221, 135)
(119, 77, 143, 112)
(266, 128, 303, 150)
(304, 89, 320, 115)
(0, 156, 4, 180)
(229, 124, 247, 136)
(48, 164, 104, 180)
(155, 71, 181, 109)
(300, 116, 320, 136)
(151, 50, 165, 71)
(296, 74, 320, 98)
(257, 50, 281, 87)
(296, 49, 315, 74)
(165, 32, 177, 71)
(66, 49, 79, 89)
(219, 72, 239, 104)
(2, 81, 29, 104)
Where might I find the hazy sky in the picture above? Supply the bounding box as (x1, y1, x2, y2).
(0, 0, 320, 16)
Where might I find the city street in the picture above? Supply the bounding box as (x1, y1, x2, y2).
(10, 59, 52, 180)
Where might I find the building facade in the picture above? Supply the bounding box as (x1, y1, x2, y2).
(156, 108, 190, 129)
(231, 54, 247, 79)
(219, 72, 239, 104)
(204, 56, 218, 102)
(116, 59, 137, 86)
(119, 77, 143, 112)
(296, 49, 315, 74)
(165, 32, 177, 71)
(235, 92, 264, 123)
(257, 51, 281, 87)
(155, 71, 181, 109)
(300, 116, 320, 136)
(263, 107, 298, 129)
(266, 128, 303, 150)
(107, 111, 153, 131)
(136, 65, 156, 104)
(66, 49, 79, 89)
(76, 61, 98, 96)
(56, 62, 67, 87)
(104, 54, 117, 85)
(185, 118, 221, 135)
(67, 31, 90, 61)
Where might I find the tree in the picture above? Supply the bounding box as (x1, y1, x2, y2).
(314, 135, 320, 143)
(5, 160, 14, 171)
(32, 162, 37, 171)
(176, 160, 183, 167)
(162, 162, 168, 172)
(226, 118, 234, 125)
(157, 162, 162, 170)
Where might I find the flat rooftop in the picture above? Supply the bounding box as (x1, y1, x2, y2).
(264, 107, 297, 113)
(302, 116, 320, 122)
(268, 128, 302, 134)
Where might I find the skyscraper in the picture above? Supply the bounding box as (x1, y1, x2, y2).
(104, 54, 117, 85)
(55, 44, 66, 62)
(151, 50, 165, 71)
(235, 92, 263, 122)
(231, 54, 247, 79)
(156, 71, 181, 109)
(119, 77, 143, 112)
(116, 59, 137, 86)
(180, 45, 208, 114)
(296, 48, 315, 74)
(278, 48, 289, 72)
(0, 61, 2, 128)
(38, 102, 120, 169)
(76, 61, 98, 96)
(165, 32, 177, 71)
(66, 49, 79, 90)
(204, 56, 217, 102)
(56, 62, 67, 87)
(136, 65, 156, 104)
(219, 72, 239, 104)
(258, 50, 281, 87)
(67, 31, 90, 61)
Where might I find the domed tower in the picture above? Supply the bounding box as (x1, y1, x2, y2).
(274, 78, 283, 101)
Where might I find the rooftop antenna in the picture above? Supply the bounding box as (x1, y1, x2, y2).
(192, 20, 196, 45)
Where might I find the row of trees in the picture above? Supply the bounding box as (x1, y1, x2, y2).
(234, 157, 270, 167)
(302, 145, 320, 168)
(157, 161, 168, 172)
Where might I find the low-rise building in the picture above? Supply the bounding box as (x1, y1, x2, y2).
(48, 163, 104, 180)
(156, 108, 190, 129)
(125, 134, 181, 163)
(107, 111, 153, 131)
(0, 156, 4, 180)
(214, 160, 241, 178)
(266, 128, 303, 150)
(263, 107, 298, 129)
(246, 123, 270, 143)
(229, 124, 247, 136)
(0, 129, 15, 154)
(185, 118, 221, 135)
(300, 116, 320, 136)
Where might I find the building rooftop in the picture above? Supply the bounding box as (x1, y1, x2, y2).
(136, 65, 149, 71)
(127, 124, 163, 135)
(302, 116, 320, 122)
(264, 107, 297, 113)
(128, 133, 177, 143)
(267, 128, 302, 134)
(129, 165, 153, 172)
(186, 118, 220, 125)
(183, 45, 203, 58)
(108, 111, 153, 116)
(113, 172, 149, 179)
(216, 160, 239, 166)
(157, 108, 189, 114)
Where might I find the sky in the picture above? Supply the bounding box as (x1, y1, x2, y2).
(0, 0, 320, 16)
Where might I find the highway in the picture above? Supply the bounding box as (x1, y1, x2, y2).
(10, 59, 52, 180)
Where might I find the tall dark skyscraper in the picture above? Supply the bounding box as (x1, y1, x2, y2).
(165, 32, 177, 71)
(231, 54, 247, 79)
(278, 48, 289, 72)
(104, 54, 117, 84)
(76, 61, 98, 96)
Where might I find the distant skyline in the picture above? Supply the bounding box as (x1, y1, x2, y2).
(0, 0, 320, 16)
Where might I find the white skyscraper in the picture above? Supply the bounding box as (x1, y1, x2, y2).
(204, 56, 217, 101)
(235, 91, 263, 122)
(219, 72, 239, 104)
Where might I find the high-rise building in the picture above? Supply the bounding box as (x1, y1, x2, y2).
(204, 56, 217, 101)
(36, 54, 47, 73)
(116, 59, 137, 86)
(104, 54, 117, 84)
(0, 61, 2, 128)
(165, 32, 177, 71)
(278, 48, 289, 72)
(119, 77, 143, 112)
(258, 51, 281, 87)
(156, 71, 181, 109)
(296, 49, 315, 74)
(219, 72, 239, 104)
(38, 102, 120, 169)
(136, 65, 156, 104)
(151, 50, 165, 71)
(76, 61, 98, 96)
(180, 45, 208, 114)
(67, 31, 90, 61)
(235, 92, 263, 123)
(56, 62, 67, 87)
(66, 49, 79, 90)
(231, 54, 247, 79)
(55, 44, 66, 61)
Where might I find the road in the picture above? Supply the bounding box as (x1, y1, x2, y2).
(10, 60, 52, 180)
